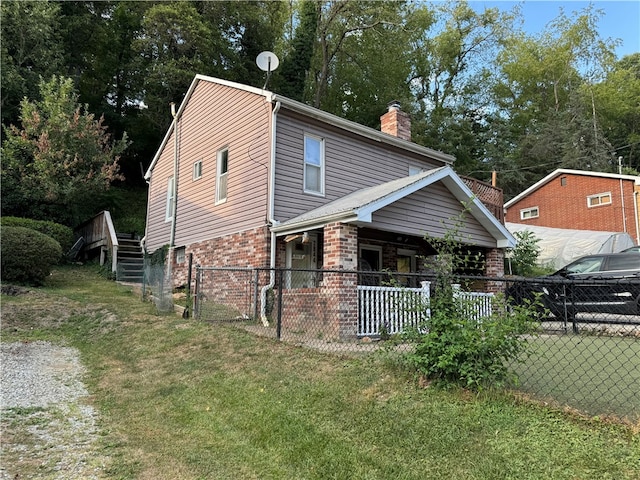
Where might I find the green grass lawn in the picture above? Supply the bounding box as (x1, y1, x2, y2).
(2, 266, 639, 479)
(512, 334, 640, 420)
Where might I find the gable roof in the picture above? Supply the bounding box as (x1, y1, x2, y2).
(505, 169, 640, 208)
(271, 165, 515, 248)
(144, 75, 454, 179)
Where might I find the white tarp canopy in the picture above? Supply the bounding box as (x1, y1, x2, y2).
(506, 222, 636, 270)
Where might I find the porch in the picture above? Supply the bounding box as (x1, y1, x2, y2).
(193, 266, 496, 340)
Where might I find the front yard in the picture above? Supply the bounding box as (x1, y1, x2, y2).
(1, 266, 638, 479)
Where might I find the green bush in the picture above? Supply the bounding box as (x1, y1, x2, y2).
(0, 216, 74, 254)
(506, 230, 542, 276)
(1, 226, 63, 285)
(400, 206, 540, 390)
(404, 293, 540, 389)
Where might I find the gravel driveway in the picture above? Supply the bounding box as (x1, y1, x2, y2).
(1, 341, 109, 479)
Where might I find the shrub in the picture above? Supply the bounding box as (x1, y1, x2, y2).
(401, 206, 540, 390)
(1, 226, 62, 285)
(0, 216, 74, 254)
(506, 230, 541, 276)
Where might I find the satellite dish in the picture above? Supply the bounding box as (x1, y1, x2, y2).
(256, 51, 279, 89)
(256, 51, 279, 72)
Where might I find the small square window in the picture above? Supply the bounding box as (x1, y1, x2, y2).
(560, 177, 567, 186)
(587, 192, 612, 207)
(520, 207, 539, 220)
(193, 160, 202, 180)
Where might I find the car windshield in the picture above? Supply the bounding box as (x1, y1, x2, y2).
(564, 257, 603, 274)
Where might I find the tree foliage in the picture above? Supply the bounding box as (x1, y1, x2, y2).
(1, 0, 637, 210)
(1, 76, 129, 226)
(1, 0, 63, 126)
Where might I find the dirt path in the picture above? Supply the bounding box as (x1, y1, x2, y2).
(1, 341, 110, 479)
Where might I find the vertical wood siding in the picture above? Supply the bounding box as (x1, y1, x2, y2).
(273, 111, 448, 222)
(145, 82, 271, 252)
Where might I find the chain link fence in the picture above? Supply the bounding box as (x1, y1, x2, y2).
(193, 266, 640, 421)
(142, 254, 174, 313)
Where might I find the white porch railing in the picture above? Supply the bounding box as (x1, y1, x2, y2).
(453, 284, 495, 323)
(357, 282, 495, 336)
(357, 281, 431, 337)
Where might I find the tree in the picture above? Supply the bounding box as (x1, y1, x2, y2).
(409, 1, 514, 177)
(592, 54, 640, 171)
(59, 1, 150, 184)
(1, 76, 129, 226)
(305, 0, 411, 125)
(277, 0, 319, 101)
(0, 0, 64, 127)
(490, 5, 619, 197)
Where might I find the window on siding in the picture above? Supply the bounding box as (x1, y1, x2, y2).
(304, 134, 324, 195)
(193, 160, 202, 180)
(216, 148, 228, 204)
(165, 176, 175, 222)
(587, 192, 612, 207)
(409, 166, 423, 176)
(520, 206, 539, 220)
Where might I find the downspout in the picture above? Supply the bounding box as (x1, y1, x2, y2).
(634, 190, 640, 244)
(619, 157, 627, 235)
(166, 102, 179, 289)
(260, 99, 281, 325)
(170, 102, 179, 249)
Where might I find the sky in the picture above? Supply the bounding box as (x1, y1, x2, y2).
(468, 0, 640, 59)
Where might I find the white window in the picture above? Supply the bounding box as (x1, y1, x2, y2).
(216, 148, 228, 204)
(165, 176, 175, 222)
(193, 160, 202, 180)
(587, 192, 612, 208)
(520, 207, 539, 220)
(175, 247, 186, 264)
(304, 134, 324, 195)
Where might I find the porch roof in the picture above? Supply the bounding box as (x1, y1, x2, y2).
(271, 166, 516, 248)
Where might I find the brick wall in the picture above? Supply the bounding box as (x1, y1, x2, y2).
(323, 222, 359, 338)
(506, 175, 639, 239)
(170, 225, 271, 288)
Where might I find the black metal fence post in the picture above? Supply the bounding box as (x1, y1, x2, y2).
(193, 265, 201, 319)
(185, 253, 193, 318)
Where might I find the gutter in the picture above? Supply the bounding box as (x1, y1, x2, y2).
(260, 99, 281, 325)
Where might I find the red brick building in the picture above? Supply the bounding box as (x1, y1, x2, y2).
(504, 169, 640, 244)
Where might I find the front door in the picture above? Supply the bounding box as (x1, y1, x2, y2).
(285, 233, 318, 288)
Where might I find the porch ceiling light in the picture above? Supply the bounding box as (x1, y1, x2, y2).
(284, 232, 310, 243)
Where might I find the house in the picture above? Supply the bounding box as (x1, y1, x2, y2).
(143, 75, 514, 335)
(504, 169, 640, 244)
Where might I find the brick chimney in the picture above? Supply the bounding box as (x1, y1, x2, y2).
(380, 100, 411, 141)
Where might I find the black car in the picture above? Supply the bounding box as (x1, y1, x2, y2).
(508, 252, 640, 319)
